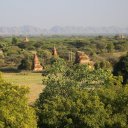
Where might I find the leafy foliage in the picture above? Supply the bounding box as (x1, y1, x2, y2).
(42, 57, 67, 76)
(1, 36, 128, 128)
(0, 74, 37, 128)
(113, 53, 128, 84)
(1, 36, 128, 69)
(11, 37, 18, 45)
(36, 64, 128, 128)
(18, 55, 33, 70)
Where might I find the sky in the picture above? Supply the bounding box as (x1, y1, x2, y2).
(0, 0, 128, 28)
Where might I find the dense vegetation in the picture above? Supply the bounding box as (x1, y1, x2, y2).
(0, 35, 128, 70)
(36, 61, 128, 128)
(0, 35, 128, 128)
(113, 53, 128, 84)
(0, 74, 37, 128)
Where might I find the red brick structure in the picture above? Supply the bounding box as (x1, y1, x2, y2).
(52, 46, 58, 58)
(23, 37, 29, 43)
(33, 53, 43, 71)
(75, 51, 94, 68)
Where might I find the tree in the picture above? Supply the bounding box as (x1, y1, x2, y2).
(94, 61, 112, 70)
(11, 37, 18, 45)
(113, 53, 128, 84)
(96, 41, 107, 53)
(18, 56, 33, 70)
(65, 64, 113, 87)
(36, 64, 126, 128)
(97, 84, 128, 128)
(0, 74, 37, 128)
(36, 65, 118, 128)
(106, 43, 114, 53)
(42, 57, 67, 76)
(36, 73, 109, 128)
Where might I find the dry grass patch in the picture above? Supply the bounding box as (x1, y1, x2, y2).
(3, 72, 44, 103)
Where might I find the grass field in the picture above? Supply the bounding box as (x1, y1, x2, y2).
(2, 72, 44, 103)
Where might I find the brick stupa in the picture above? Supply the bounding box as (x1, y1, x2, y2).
(75, 51, 93, 68)
(52, 46, 58, 58)
(23, 37, 29, 43)
(33, 53, 43, 71)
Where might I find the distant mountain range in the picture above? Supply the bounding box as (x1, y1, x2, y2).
(0, 25, 128, 36)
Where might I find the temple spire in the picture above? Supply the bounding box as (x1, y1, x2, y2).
(33, 53, 43, 71)
(52, 46, 58, 58)
(23, 37, 29, 43)
(75, 51, 94, 68)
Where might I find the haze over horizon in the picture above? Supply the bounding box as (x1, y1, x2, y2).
(0, 0, 128, 29)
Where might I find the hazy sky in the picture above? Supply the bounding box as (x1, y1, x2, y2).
(0, 0, 128, 28)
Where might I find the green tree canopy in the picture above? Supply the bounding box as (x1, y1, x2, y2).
(42, 57, 67, 76)
(36, 64, 128, 128)
(18, 55, 33, 70)
(0, 74, 37, 128)
(113, 53, 128, 84)
(11, 37, 18, 45)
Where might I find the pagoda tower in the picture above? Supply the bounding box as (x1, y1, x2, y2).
(52, 46, 58, 58)
(75, 51, 94, 68)
(23, 37, 29, 43)
(33, 53, 43, 71)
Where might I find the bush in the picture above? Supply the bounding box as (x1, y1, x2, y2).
(0, 74, 37, 128)
(36, 64, 128, 128)
(113, 53, 128, 84)
(18, 56, 33, 70)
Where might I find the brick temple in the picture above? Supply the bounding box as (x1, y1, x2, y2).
(23, 37, 29, 43)
(33, 53, 43, 71)
(75, 51, 94, 68)
(52, 46, 58, 58)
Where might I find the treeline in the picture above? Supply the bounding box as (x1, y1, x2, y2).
(0, 35, 128, 70)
